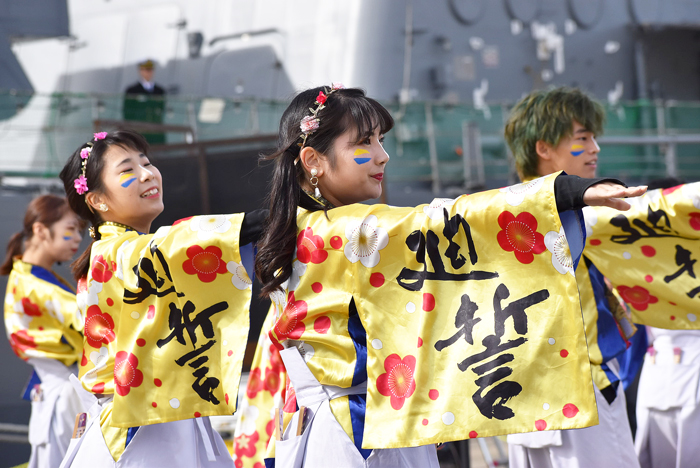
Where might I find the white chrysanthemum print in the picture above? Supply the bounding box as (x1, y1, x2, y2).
(115, 239, 130, 280)
(226, 260, 252, 290)
(44, 299, 64, 324)
(287, 258, 307, 293)
(152, 225, 171, 239)
(544, 227, 574, 276)
(582, 206, 598, 237)
(76, 289, 88, 320)
(682, 182, 700, 209)
(86, 278, 103, 307)
(344, 215, 389, 268)
(500, 177, 545, 206)
(627, 189, 661, 211)
(234, 400, 260, 436)
(288, 340, 315, 362)
(423, 198, 456, 221)
(6, 308, 32, 332)
(189, 215, 233, 241)
(147, 226, 170, 251)
(270, 289, 286, 320)
(82, 346, 109, 384)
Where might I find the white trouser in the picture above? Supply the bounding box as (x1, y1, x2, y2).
(26, 359, 83, 468)
(276, 346, 439, 468)
(507, 374, 639, 468)
(59, 375, 232, 468)
(635, 338, 700, 468)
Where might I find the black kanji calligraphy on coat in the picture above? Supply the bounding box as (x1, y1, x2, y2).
(157, 300, 227, 348)
(664, 244, 697, 283)
(609, 206, 691, 244)
(154, 294, 228, 405)
(397, 212, 498, 291)
(435, 283, 549, 420)
(661, 244, 700, 299)
(125, 243, 184, 304)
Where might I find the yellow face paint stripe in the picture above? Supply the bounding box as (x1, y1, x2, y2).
(120, 173, 137, 187)
(353, 149, 371, 165)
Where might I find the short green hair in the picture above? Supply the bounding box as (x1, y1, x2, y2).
(504, 87, 606, 180)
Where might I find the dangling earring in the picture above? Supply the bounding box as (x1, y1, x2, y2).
(310, 168, 321, 198)
(99, 203, 109, 212)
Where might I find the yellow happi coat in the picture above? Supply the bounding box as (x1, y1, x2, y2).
(519, 176, 637, 394)
(78, 216, 253, 459)
(584, 182, 700, 330)
(233, 309, 287, 467)
(269, 173, 598, 449)
(4, 258, 82, 364)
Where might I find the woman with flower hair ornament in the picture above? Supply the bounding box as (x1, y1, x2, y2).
(56, 129, 267, 468)
(254, 85, 646, 468)
(1, 194, 85, 468)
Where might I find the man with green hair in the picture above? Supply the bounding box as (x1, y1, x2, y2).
(503, 87, 640, 468)
(506, 87, 604, 182)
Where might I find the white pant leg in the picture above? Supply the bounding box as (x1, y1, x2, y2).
(67, 416, 233, 468)
(635, 338, 700, 468)
(39, 382, 84, 468)
(676, 402, 700, 468)
(27, 363, 83, 468)
(508, 442, 555, 468)
(508, 381, 639, 468)
(637, 408, 679, 468)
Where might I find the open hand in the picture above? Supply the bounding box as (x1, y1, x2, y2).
(583, 182, 647, 211)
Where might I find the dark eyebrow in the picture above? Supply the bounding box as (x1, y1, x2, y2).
(574, 128, 590, 134)
(117, 153, 147, 166)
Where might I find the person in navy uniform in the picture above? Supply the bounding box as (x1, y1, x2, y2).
(123, 59, 166, 144)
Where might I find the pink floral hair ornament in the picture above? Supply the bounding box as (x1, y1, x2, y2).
(294, 83, 345, 164)
(74, 175, 88, 195)
(74, 131, 108, 195)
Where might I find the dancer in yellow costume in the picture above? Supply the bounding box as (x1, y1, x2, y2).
(253, 85, 646, 468)
(503, 87, 700, 468)
(56, 130, 266, 468)
(2, 194, 84, 468)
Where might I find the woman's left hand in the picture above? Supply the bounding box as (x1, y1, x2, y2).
(583, 182, 647, 211)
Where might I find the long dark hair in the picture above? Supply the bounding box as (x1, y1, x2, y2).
(255, 87, 394, 298)
(0, 195, 71, 275)
(59, 130, 150, 281)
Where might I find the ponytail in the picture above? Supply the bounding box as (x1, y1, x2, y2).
(255, 147, 303, 297)
(0, 232, 26, 275)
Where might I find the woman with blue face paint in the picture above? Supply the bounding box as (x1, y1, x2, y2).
(57, 130, 266, 468)
(1, 194, 85, 468)
(253, 85, 646, 468)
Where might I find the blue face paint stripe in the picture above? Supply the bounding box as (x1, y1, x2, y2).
(571, 150, 584, 156)
(62, 236, 71, 241)
(354, 158, 371, 165)
(121, 177, 137, 188)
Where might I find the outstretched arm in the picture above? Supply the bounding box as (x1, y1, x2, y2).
(554, 174, 647, 212)
(582, 182, 647, 210)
